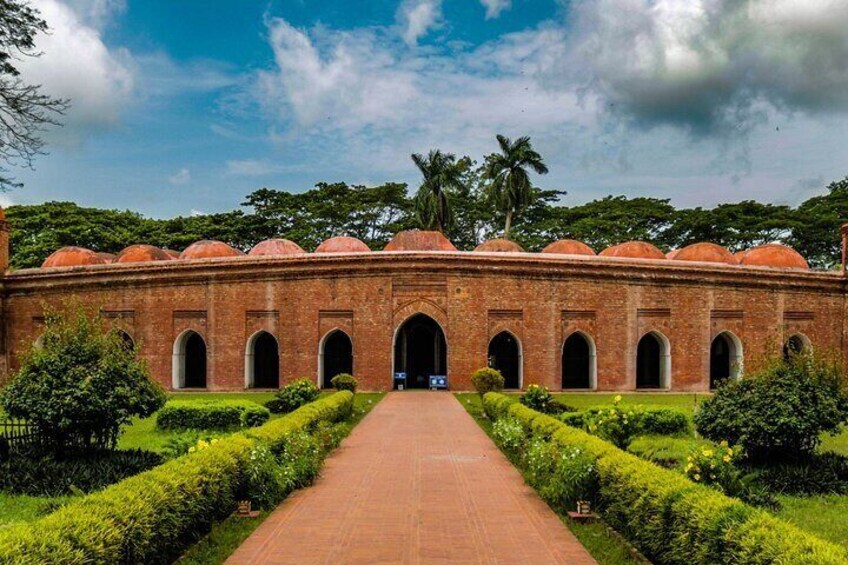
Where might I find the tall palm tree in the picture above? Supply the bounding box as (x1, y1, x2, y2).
(484, 135, 549, 240)
(411, 149, 464, 232)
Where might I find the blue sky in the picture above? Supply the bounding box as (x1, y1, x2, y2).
(8, 0, 848, 218)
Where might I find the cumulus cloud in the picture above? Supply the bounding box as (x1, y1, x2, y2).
(480, 0, 511, 19)
(16, 0, 134, 145)
(565, 0, 848, 134)
(168, 168, 191, 185)
(397, 0, 442, 46)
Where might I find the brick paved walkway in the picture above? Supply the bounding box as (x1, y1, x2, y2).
(227, 392, 596, 565)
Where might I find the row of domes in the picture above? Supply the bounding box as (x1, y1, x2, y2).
(39, 230, 809, 270)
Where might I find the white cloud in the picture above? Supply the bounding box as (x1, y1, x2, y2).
(480, 0, 511, 19)
(225, 159, 286, 177)
(17, 0, 134, 145)
(397, 0, 442, 46)
(189, 209, 206, 217)
(168, 168, 191, 185)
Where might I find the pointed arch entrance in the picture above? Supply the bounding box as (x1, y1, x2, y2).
(488, 331, 522, 389)
(636, 331, 670, 389)
(562, 332, 595, 389)
(710, 331, 742, 389)
(245, 331, 279, 389)
(320, 330, 353, 388)
(173, 330, 207, 389)
(393, 314, 447, 389)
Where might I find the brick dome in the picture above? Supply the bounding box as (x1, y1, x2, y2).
(473, 239, 524, 253)
(180, 240, 244, 260)
(42, 247, 107, 268)
(96, 252, 117, 263)
(248, 238, 305, 257)
(384, 230, 457, 252)
(162, 249, 181, 259)
(541, 239, 595, 256)
(739, 244, 809, 270)
(315, 236, 370, 253)
(666, 249, 679, 260)
(599, 241, 666, 260)
(116, 244, 175, 263)
(672, 242, 738, 265)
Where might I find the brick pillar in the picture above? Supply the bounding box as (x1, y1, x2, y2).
(842, 223, 848, 274)
(0, 208, 8, 274)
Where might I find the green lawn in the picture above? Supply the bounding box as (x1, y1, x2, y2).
(177, 392, 385, 565)
(553, 392, 710, 416)
(0, 493, 74, 529)
(775, 494, 848, 551)
(454, 393, 642, 565)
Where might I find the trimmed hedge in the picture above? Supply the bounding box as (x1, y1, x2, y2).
(483, 392, 847, 565)
(156, 400, 270, 431)
(0, 391, 354, 564)
(559, 405, 691, 436)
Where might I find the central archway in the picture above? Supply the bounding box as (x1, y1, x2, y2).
(320, 330, 353, 388)
(488, 331, 522, 389)
(393, 313, 447, 389)
(636, 331, 670, 389)
(245, 331, 279, 389)
(173, 330, 207, 389)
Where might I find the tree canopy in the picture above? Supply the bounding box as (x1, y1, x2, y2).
(5, 173, 848, 271)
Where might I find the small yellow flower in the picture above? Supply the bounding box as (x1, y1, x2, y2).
(722, 455, 731, 463)
(693, 474, 701, 481)
(703, 449, 713, 457)
(614, 395, 622, 402)
(188, 446, 196, 453)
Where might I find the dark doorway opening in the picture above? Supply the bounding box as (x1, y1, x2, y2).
(710, 334, 731, 389)
(394, 314, 447, 389)
(562, 333, 591, 389)
(252, 332, 279, 389)
(322, 330, 353, 388)
(184, 331, 207, 388)
(783, 335, 807, 362)
(636, 333, 662, 389)
(488, 332, 521, 389)
(116, 330, 135, 350)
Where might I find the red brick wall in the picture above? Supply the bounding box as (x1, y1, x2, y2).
(1, 252, 844, 392)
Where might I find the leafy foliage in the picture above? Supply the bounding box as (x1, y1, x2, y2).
(470, 367, 504, 397)
(411, 149, 467, 232)
(330, 373, 357, 393)
(265, 379, 320, 414)
(520, 384, 554, 413)
(156, 400, 270, 431)
(0, 304, 166, 452)
(694, 355, 848, 463)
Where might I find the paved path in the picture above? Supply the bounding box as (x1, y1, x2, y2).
(227, 392, 596, 565)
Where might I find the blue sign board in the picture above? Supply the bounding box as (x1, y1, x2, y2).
(429, 375, 448, 390)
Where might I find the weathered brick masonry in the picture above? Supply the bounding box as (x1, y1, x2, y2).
(0, 225, 845, 393)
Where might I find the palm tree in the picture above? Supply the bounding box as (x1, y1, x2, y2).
(484, 135, 549, 240)
(411, 149, 464, 232)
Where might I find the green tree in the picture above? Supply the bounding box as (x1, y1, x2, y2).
(483, 135, 549, 240)
(1, 0, 68, 190)
(0, 304, 166, 453)
(411, 150, 466, 232)
(791, 176, 848, 269)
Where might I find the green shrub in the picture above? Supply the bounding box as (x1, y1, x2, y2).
(330, 373, 358, 392)
(639, 407, 691, 435)
(0, 305, 166, 452)
(520, 384, 553, 413)
(0, 391, 354, 564)
(695, 355, 848, 464)
(585, 395, 641, 448)
(561, 404, 690, 441)
(238, 443, 286, 510)
(491, 417, 525, 458)
(156, 400, 270, 431)
(471, 367, 504, 396)
(751, 453, 848, 495)
(525, 435, 598, 509)
(559, 411, 586, 428)
(627, 435, 715, 469)
(265, 378, 320, 414)
(0, 447, 164, 496)
(482, 392, 848, 565)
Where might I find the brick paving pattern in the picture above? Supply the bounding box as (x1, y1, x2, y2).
(227, 392, 596, 565)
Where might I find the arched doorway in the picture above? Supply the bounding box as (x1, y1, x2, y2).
(393, 314, 447, 389)
(116, 330, 135, 350)
(173, 330, 207, 389)
(636, 332, 669, 389)
(488, 332, 521, 389)
(321, 330, 353, 388)
(710, 332, 742, 389)
(562, 332, 594, 389)
(246, 331, 279, 389)
(783, 334, 810, 361)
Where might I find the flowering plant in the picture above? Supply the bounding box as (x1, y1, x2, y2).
(586, 395, 640, 448)
(521, 384, 554, 413)
(684, 440, 737, 486)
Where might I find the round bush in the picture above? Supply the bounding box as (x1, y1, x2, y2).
(156, 400, 270, 431)
(695, 356, 848, 463)
(520, 384, 554, 413)
(265, 378, 320, 414)
(330, 373, 358, 392)
(471, 367, 504, 396)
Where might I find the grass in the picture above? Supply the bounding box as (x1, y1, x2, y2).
(553, 392, 710, 416)
(176, 392, 385, 565)
(775, 494, 848, 551)
(454, 393, 643, 565)
(0, 493, 74, 529)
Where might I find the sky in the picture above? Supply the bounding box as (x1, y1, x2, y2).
(6, 0, 848, 218)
